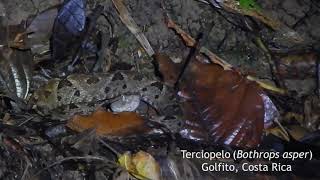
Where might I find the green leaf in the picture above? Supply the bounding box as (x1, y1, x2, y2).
(238, 0, 261, 11)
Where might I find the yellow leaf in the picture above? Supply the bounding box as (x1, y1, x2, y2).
(132, 151, 160, 180)
(286, 125, 310, 141)
(266, 127, 290, 141)
(118, 151, 160, 180)
(118, 152, 136, 173)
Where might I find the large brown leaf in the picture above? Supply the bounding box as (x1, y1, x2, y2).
(182, 60, 265, 148)
(155, 53, 271, 148)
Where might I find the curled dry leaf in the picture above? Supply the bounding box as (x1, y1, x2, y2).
(118, 151, 161, 180)
(67, 109, 150, 136)
(0, 47, 33, 99)
(51, 0, 86, 61)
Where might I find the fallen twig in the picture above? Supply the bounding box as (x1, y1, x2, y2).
(254, 37, 286, 89)
(112, 0, 155, 57)
(165, 17, 232, 70)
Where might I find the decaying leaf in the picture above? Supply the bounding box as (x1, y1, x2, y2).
(155, 52, 278, 148)
(67, 109, 150, 136)
(118, 151, 161, 180)
(265, 126, 290, 142)
(159, 17, 283, 148)
(25, 7, 58, 54)
(153, 53, 180, 87)
(0, 47, 33, 99)
(119, 152, 136, 173)
(0, 6, 57, 52)
(51, 0, 86, 61)
(26, 8, 58, 40)
(132, 151, 160, 180)
(180, 59, 265, 148)
(287, 125, 310, 141)
(0, 23, 27, 49)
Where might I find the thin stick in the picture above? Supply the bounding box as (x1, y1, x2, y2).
(112, 0, 155, 57)
(174, 33, 203, 88)
(98, 138, 120, 157)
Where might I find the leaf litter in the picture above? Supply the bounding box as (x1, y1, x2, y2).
(0, 0, 319, 179)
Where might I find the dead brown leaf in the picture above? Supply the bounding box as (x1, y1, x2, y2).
(181, 59, 265, 148)
(67, 109, 150, 136)
(153, 53, 180, 87)
(155, 53, 267, 148)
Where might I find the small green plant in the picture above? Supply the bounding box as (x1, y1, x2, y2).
(238, 0, 261, 11)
